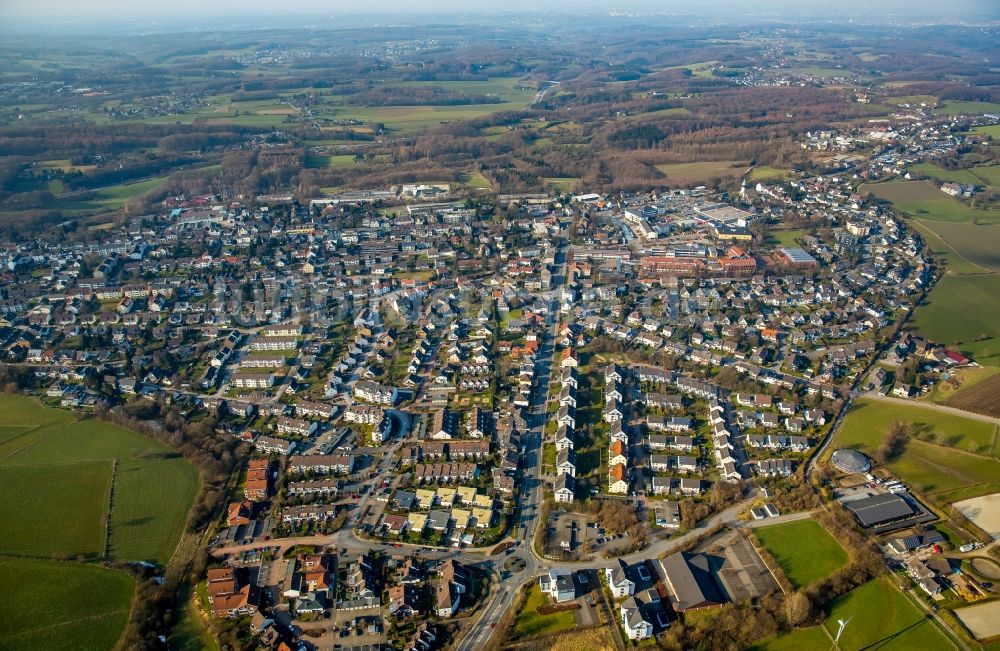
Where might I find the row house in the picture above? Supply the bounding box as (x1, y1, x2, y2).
(288, 454, 355, 475)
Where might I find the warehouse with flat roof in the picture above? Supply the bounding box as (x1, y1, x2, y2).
(844, 493, 915, 528)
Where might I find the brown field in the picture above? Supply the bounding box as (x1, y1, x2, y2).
(953, 493, 1000, 540)
(971, 557, 1000, 580)
(945, 372, 1000, 418)
(955, 600, 1000, 640)
(503, 627, 615, 651)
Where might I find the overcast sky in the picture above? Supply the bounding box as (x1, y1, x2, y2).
(1, 0, 997, 20)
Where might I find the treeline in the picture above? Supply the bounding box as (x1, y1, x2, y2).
(0, 121, 270, 158)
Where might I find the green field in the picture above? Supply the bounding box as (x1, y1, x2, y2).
(755, 520, 849, 589)
(861, 180, 999, 224)
(914, 274, 1000, 364)
(0, 396, 199, 564)
(909, 163, 982, 186)
(749, 166, 794, 182)
(304, 153, 358, 169)
(460, 171, 493, 189)
(934, 100, 1000, 116)
(908, 221, 993, 275)
(973, 124, 1000, 139)
(623, 106, 693, 120)
(110, 457, 200, 563)
(751, 578, 953, 651)
(834, 398, 996, 457)
(54, 175, 173, 212)
(830, 398, 1000, 498)
(766, 229, 809, 248)
(510, 584, 577, 639)
(0, 556, 134, 651)
(0, 461, 112, 559)
(544, 177, 580, 193)
(325, 77, 536, 133)
(922, 365, 1000, 404)
(655, 160, 748, 186)
(915, 221, 1000, 273)
(910, 162, 1000, 189)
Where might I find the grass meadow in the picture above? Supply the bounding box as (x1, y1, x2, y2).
(0, 396, 199, 564)
(912, 274, 1000, 365)
(655, 160, 749, 186)
(0, 395, 200, 650)
(829, 398, 1000, 500)
(0, 556, 134, 651)
(751, 578, 953, 651)
(510, 584, 577, 639)
(754, 519, 849, 589)
(861, 180, 999, 224)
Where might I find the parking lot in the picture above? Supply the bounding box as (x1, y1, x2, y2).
(543, 510, 636, 559)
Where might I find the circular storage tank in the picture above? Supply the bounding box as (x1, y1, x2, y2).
(831, 448, 872, 474)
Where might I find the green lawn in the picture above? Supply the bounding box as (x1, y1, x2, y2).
(754, 519, 849, 589)
(766, 229, 809, 248)
(0, 556, 134, 651)
(914, 274, 1000, 365)
(511, 584, 577, 638)
(750, 625, 831, 651)
(861, 180, 999, 224)
(751, 578, 953, 651)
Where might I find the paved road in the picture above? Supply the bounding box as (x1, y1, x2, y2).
(806, 393, 855, 480)
(455, 240, 567, 651)
(738, 510, 812, 530)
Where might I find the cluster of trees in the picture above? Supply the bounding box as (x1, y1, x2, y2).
(679, 481, 745, 530)
(875, 419, 912, 464)
(587, 498, 644, 537)
(659, 593, 788, 651)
